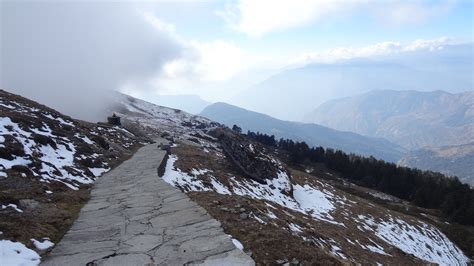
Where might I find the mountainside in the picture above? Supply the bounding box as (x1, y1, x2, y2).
(399, 142, 474, 186)
(231, 44, 473, 121)
(0, 89, 149, 263)
(160, 127, 470, 264)
(2, 89, 472, 264)
(305, 90, 474, 150)
(153, 94, 211, 114)
(200, 102, 405, 162)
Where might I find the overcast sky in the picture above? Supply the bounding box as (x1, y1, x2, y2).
(1, 0, 473, 120)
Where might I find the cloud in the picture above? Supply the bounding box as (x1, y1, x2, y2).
(370, 0, 456, 27)
(162, 40, 246, 82)
(219, 0, 457, 37)
(219, 0, 353, 37)
(0, 1, 182, 121)
(116, 11, 252, 97)
(289, 37, 459, 65)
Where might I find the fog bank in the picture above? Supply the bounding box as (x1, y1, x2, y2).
(1, 1, 180, 121)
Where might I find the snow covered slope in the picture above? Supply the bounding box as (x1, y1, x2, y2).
(160, 128, 469, 264)
(0, 90, 143, 189)
(110, 92, 219, 136)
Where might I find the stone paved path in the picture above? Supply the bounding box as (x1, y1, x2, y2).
(43, 139, 254, 266)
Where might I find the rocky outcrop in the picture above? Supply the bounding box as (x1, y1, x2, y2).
(210, 128, 289, 185)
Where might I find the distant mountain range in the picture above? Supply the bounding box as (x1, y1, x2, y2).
(231, 44, 473, 121)
(304, 89, 474, 185)
(305, 90, 474, 150)
(200, 102, 405, 162)
(398, 142, 474, 186)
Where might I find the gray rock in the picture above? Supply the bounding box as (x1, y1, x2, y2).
(290, 258, 300, 265)
(19, 199, 39, 210)
(240, 213, 249, 220)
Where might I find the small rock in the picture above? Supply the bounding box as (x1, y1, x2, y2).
(220, 207, 230, 212)
(234, 204, 241, 208)
(290, 258, 299, 265)
(240, 213, 248, 219)
(276, 259, 287, 264)
(212, 200, 221, 205)
(239, 208, 246, 213)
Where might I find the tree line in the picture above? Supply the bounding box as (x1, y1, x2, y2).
(245, 130, 474, 225)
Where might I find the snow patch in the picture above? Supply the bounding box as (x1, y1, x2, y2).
(210, 177, 231, 195)
(288, 223, 303, 233)
(357, 215, 469, 264)
(75, 133, 94, 145)
(231, 238, 244, 251)
(0, 240, 40, 266)
(162, 155, 211, 192)
(89, 167, 109, 177)
(1, 203, 23, 213)
(293, 184, 339, 225)
(31, 238, 54, 250)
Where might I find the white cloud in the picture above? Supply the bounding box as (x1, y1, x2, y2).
(289, 37, 458, 65)
(142, 11, 176, 35)
(162, 40, 246, 82)
(219, 0, 355, 37)
(125, 12, 253, 96)
(219, 0, 457, 37)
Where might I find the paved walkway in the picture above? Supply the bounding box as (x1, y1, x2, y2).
(43, 139, 254, 266)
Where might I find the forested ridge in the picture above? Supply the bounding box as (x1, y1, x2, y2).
(245, 129, 474, 226)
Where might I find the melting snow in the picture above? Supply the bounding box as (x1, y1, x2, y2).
(231, 238, 244, 251)
(162, 155, 211, 192)
(0, 115, 107, 189)
(89, 167, 109, 177)
(163, 155, 345, 227)
(210, 178, 231, 195)
(266, 210, 277, 219)
(31, 238, 54, 250)
(191, 168, 210, 176)
(250, 213, 267, 224)
(0, 240, 40, 266)
(293, 184, 340, 225)
(75, 133, 94, 145)
(288, 223, 303, 233)
(43, 113, 74, 126)
(1, 203, 23, 213)
(357, 215, 469, 264)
